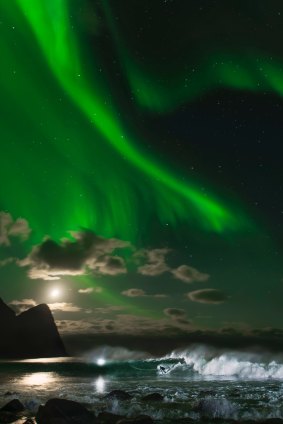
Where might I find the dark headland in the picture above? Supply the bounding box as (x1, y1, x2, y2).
(0, 298, 67, 359)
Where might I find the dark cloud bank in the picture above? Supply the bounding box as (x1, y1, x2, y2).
(19, 230, 129, 280)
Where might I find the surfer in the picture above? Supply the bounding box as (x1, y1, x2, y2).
(158, 358, 185, 374)
(158, 365, 170, 374)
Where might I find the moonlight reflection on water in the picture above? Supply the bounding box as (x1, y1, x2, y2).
(20, 372, 57, 387)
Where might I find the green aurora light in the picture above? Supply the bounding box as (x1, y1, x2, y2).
(102, 0, 283, 114)
(0, 0, 259, 248)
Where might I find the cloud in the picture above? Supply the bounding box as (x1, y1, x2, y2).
(9, 299, 82, 315)
(23, 268, 83, 281)
(122, 288, 145, 297)
(55, 306, 195, 339)
(164, 308, 186, 319)
(136, 248, 170, 276)
(187, 289, 228, 304)
(0, 257, 16, 267)
(174, 318, 192, 326)
(171, 265, 210, 283)
(19, 230, 130, 280)
(135, 248, 209, 286)
(114, 314, 180, 335)
(16, 228, 210, 290)
(121, 288, 167, 298)
(48, 302, 82, 312)
(57, 314, 191, 336)
(94, 255, 127, 275)
(164, 308, 192, 327)
(110, 314, 193, 335)
(92, 306, 124, 314)
(9, 298, 37, 314)
(78, 287, 102, 294)
(56, 319, 96, 333)
(0, 212, 31, 246)
(78, 287, 94, 294)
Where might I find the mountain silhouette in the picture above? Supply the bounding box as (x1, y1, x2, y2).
(0, 298, 67, 358)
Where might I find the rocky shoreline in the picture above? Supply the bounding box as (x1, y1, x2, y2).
(1, 390, 283, 424)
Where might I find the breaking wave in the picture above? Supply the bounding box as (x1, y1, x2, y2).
(3, 345, 283, 422)
(3, 344, 283, 381)
(165, 345, 283, 379)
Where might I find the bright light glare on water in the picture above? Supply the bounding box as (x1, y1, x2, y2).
(20, 372, 56, 387)
(95, 376, 105, 393)
(97, 358, 106, 366)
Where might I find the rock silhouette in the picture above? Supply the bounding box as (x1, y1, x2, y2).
(36, 398, 95, 424)
(0, 298, 66, 358)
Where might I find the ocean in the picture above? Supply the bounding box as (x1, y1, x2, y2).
(1, 345, 283, 423)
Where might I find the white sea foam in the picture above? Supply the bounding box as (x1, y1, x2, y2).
(165, 345, 283, 379)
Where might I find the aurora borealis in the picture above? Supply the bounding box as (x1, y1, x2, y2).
(1, 0, 283, 352)
(1, 0, 253, 241)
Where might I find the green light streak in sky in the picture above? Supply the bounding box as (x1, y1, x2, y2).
(130, 48, 283, 113)
(0, 0, 253, 246)
(102, 0, 283, 113)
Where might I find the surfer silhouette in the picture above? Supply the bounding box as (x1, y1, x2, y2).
(158, 365, 169, 374)
(158, 359, 185, 374)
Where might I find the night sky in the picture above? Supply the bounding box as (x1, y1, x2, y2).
(1, 0, 283, 353)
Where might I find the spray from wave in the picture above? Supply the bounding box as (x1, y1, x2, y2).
(84, 346, 151, 364)
(165, 344, 283, 379)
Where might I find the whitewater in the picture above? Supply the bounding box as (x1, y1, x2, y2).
(2, 345, 283, 422)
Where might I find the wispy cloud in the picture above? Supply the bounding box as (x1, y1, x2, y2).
(121, 288, 167, 298)
(136, 248, 170, 276)
(48, 302, 82, 312)
(164, 308, 192, 327)
(135, 248, 209, 285)
(187, 289, 227, 304)
(0, 212, 31, 246)
(171, 265, 209, 283)
(9, 298, 37, 314)
(57, 314, 191, 336)
(78, 287, 94, 294)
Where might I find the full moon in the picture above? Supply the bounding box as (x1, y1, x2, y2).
(50, 288, 61, 299)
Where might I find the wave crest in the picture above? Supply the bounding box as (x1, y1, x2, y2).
(165, 345, 283, 379)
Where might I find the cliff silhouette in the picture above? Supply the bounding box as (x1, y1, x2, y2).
(0, 298, 67, 358)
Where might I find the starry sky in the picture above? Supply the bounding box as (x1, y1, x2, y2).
(1, 0, 283, 353)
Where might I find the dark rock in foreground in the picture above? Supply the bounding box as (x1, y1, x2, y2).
(97, 411, 125, 423)
(104, 390, 133, 401)
(36, 398, 96, 424)
(141, 393, 164, 402)
(1, 398, 25, 413)
(0, 298, 66, 359)
(0, 398, 26, 423)
(0, 410, 22, 423)
(117, 416, 154, 424)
